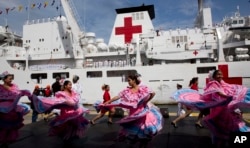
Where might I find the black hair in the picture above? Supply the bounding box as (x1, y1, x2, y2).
(212, 70, 220, 79)
(128, 74, 140, 85)
(177, 84, 182, 89)
(63, 80, 71, 89)
(72, 75, 79, 83)
(189, 77, 198, 87)
(102, 84, 109, 90)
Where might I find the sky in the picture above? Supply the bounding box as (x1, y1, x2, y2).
(0, 0, 249, 43)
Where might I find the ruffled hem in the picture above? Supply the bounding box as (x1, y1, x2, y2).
(118, 106, 163, 139)
(0, 110, 25, 128)
(0, 129, 19, 143)
(203, 106, 250, 140)
(171, 88, 233, 110)
(0, 111, 25, 143)
(49, 116, 89, 140)
(31, 95, 67, 113)
(50, 105, 89, 126)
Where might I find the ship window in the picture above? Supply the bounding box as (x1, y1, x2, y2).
(52, 72, 69, 79)
(180, 36, 183, 42)
(107, 70, 137, 77)
(31, 73, 47, 84)
(149, 80, 160, 82)
(31, 73, 47, 79)
(176, 36, 179, 42)
(140, 12, 144, 20)
(107, 70, 137, 82)
(172, 37, 175, 43)
(232, 20, 237, 24)
(132, 13, 136, 20)
(136, 13, 139, 20)
(172, 79, 184, 81)
(239, 19, 244, 24)
(197, 66, 216, 74)
(163, 80, 170, 81)
(184, 36, 187, 42)
(87, 71, 102, 78)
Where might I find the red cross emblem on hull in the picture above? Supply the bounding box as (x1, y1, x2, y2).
(115, 17, 142, 43)
(206, 65, 242, 85)
(193, 50, 198, 56)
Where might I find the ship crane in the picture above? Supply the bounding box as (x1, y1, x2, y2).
(60, 0, 84, 42)
(60, 0, 86, 67)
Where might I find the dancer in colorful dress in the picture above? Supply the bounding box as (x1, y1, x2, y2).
(171, 77, 198, 128)
(172, 70, 250, 147)
(0, 71, 31, 147)
(102, 74, 163, 147)
(31, 80, 89, 143)
(91, 84, 115, 125)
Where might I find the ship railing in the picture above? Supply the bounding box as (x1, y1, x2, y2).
(25, 18, 54, 25)
(84, 60, 140, 68)
(29, 64, 66, 71)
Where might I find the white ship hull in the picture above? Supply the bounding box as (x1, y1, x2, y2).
(1, 58, 250, 104)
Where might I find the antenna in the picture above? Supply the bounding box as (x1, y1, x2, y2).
(27, 0, 31, 21)
(83, 0, 86, 32)
(5, 18, 8, 32)
(235, 5, 240, 17)
(56, 0, 62, 18)
(59, 0, 62, 18)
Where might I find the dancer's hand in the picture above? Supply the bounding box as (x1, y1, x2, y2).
(104, 101, 110, 105)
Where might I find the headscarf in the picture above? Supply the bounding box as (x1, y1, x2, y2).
(208, 70, 215, 81)
(0, 71, 11, 80)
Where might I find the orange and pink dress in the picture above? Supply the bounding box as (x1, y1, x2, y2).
(102, 84, 163, 141)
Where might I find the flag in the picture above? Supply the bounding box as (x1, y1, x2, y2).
(5, 8, 10, 14)
(31, 4, 36, 9)
(11, 7, 16, 11)
(44, 2, 48, 8)
(18, 5, 23, 12)
(51, 0, 55, 6)
(37, 3, 42, 9)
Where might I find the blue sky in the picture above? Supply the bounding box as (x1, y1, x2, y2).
(0, 0, 249, 43)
